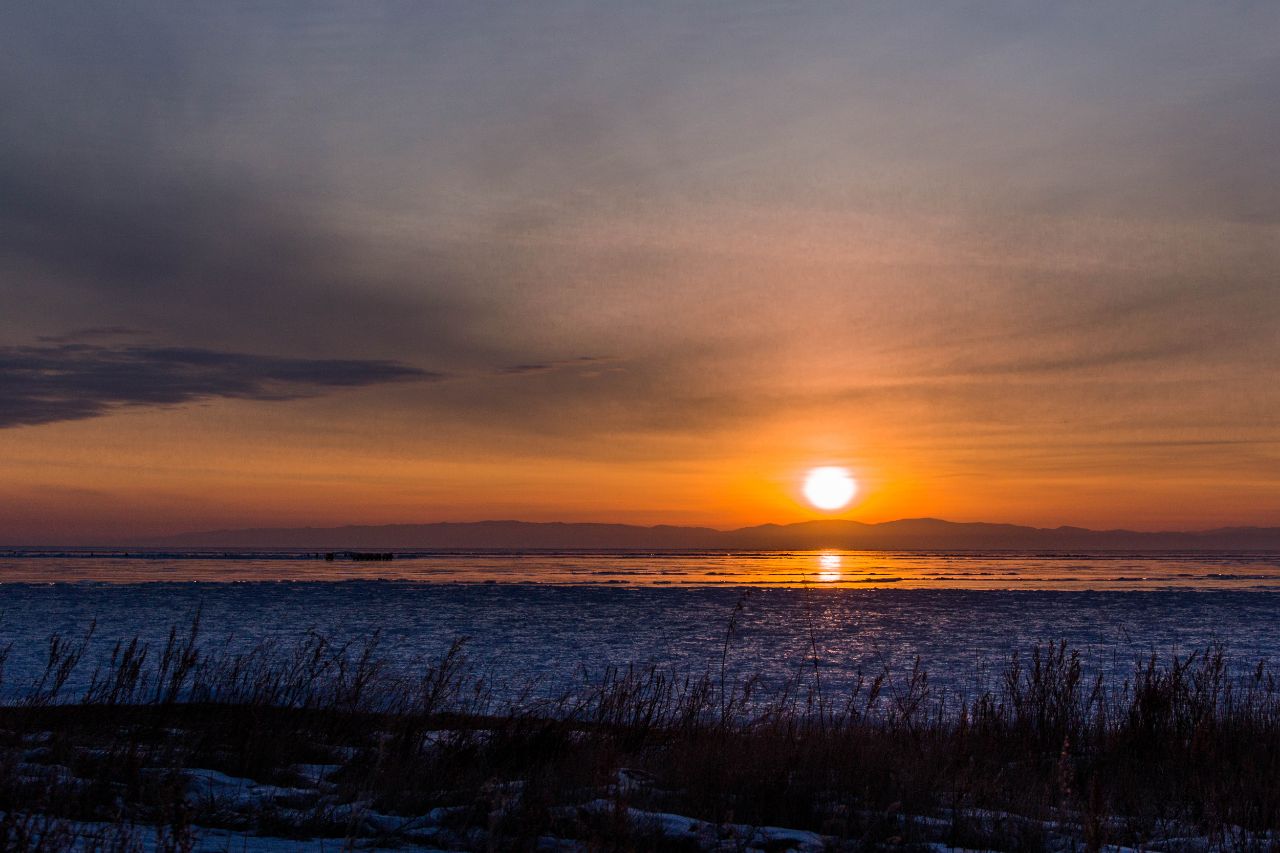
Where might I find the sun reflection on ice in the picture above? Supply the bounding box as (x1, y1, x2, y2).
(817, 552, 842, 583)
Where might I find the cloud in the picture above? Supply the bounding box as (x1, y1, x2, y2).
(0, 342, 439, 428)
(1, 0, 1277, 456)
(495, 356, 616, 376)
(36, 327, 151, 343)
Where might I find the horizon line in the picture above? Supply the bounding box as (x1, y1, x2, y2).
(110, 515, 1280, 538)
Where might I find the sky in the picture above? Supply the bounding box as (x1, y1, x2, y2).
(2, 1, 1279, 542)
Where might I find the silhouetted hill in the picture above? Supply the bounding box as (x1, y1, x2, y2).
(146, 518, 1280, 550)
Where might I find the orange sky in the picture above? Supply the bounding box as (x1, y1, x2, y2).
(2, 4, 1279, 542)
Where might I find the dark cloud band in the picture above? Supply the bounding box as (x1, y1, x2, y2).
(0, 342, 439, 428)
(495, 356, 615, 376)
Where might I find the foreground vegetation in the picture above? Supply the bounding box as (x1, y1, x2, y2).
(1, 615, 1279, 851)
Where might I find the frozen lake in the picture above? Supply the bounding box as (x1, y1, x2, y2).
(2, 550, 1280, 700)
(5, 548, 1280, 588)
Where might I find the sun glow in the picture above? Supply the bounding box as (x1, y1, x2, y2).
(803, 466, 857, 511)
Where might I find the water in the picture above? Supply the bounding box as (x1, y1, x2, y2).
(1, 550, 1279, 700)
(5, 548, 1280, 588)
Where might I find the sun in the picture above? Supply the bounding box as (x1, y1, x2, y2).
(803, 466, 857, 511)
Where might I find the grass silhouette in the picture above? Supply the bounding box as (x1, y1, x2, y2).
(1, 617, 1278, 850)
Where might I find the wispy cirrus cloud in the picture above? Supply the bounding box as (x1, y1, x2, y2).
(36, 327, 152, 344)
(0, 342, 439, 428)
(495, 356, 617, 376)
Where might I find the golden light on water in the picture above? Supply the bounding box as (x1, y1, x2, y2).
(818, 552, 843, 583)
(803, 466, 857, 511)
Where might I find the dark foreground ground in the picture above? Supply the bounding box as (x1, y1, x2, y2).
(2, 623, 1279, 851)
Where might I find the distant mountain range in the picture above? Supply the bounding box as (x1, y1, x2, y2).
(146, 518, 1280, 550)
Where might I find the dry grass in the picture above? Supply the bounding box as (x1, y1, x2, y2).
(0, 615, 1278, 851)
